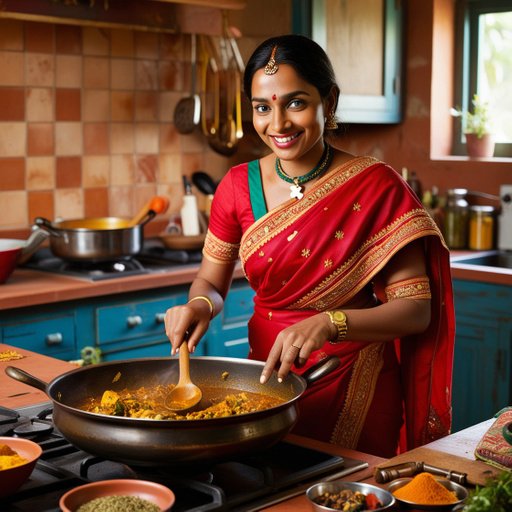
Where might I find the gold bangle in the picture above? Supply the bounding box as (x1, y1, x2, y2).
(188, 295, 214, 318)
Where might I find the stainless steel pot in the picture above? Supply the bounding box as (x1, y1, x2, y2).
(5, 356, 339, 467)
(33, 213, 155, 262)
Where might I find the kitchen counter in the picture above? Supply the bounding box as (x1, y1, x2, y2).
(1, 344, 503, 512)
(450, 250, 512, 286)
(0, 263, 245, 311)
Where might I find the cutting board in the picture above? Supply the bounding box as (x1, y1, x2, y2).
(0, 343, 77, 409)
(376, 446, 502, 486)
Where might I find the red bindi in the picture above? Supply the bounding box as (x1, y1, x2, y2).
(272, 94, 277, 101)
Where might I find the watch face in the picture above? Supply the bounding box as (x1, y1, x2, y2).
(333, 311, 346, 322)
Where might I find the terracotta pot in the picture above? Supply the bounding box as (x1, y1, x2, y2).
(465, 133, 495, 158)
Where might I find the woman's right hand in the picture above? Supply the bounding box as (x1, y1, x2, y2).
(164, 301, 211, 355)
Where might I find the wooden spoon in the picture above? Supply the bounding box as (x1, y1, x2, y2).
(165, 347, 202, 412)
(129, 196, 169, 227)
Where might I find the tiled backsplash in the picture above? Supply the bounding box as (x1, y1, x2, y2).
(0, 19, 229, 232)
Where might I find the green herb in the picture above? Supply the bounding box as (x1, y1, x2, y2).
(462, 471, 512, 512)
(76, 494, 160, 512)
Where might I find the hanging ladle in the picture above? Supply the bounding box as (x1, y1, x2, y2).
(165, 347, 202, 412)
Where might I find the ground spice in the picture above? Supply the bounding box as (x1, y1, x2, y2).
(392, 472, 458, 505)
(0, 444, 29, 470)
(76, 495, 160, 512)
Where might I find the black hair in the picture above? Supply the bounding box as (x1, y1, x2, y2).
(243, 34, 340, 110)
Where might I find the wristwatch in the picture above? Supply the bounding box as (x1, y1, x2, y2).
(325, 310, 348, 343)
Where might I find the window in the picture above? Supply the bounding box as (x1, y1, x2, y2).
(454, 0, 512, 157)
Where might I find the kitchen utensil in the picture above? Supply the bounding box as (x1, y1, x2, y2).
(59, 479, 175, 512)
(33, 212, 155, 262)
(5, 355, 339, 467)
(199, 34, 220, 139)
(159, 233, 205, 250)
(0, 436, 42, 498)
(387, 477, 467, 510)
(174, 33, 201, 134)
(128, 196, 169, 227)
(375, 461, 468, 485)
(0, 229, 49, 283)
(164, 348, 202, 411)
(191, 170, 218, 195)
(306, 481, 395, 512)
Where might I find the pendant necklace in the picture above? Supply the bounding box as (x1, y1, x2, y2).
(275, 144, 333, 200)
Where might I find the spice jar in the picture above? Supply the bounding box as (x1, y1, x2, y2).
(444, 189, 469, 249)
(469, 205, 495, 250)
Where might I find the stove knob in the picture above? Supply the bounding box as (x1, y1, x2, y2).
(155, 313, 166, 324)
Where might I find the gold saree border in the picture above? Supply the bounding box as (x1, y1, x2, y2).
(239, 156, 379, 265)
(330, 342, 385, 448)
(203, 229, 240, 263)
(294, 210, 444, 311)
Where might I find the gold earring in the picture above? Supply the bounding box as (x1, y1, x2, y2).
(325, 111, 338, 130)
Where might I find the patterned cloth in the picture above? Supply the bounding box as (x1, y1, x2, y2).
(475, 408, 512, 470)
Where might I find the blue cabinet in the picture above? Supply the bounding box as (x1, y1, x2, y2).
(451, 279, 512, 432)
(206, 280, 255, 358)
(0, 279, 255, 363)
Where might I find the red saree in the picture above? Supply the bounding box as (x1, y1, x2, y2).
(204, 156, 455, 455)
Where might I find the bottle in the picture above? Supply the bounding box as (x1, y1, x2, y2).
(469, 205, 495, 250)
(180, 176, 201, 236)
(402, 167, 423, 200)
(443, 189, 469, 249)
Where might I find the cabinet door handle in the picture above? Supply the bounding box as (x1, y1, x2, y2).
(45, 332, 63, 345)
(155, 313, 166, 324)
(127, 315, 143, 327)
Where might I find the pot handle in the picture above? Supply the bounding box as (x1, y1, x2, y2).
(18, 228, 50, 264)
(301, 355, 340, 385)
(139, 209, 157, 227)
(5, 366, 49, 393)
(34, 217, 62, 237)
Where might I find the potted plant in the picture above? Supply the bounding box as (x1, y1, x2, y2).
(451, 94, 495, 158)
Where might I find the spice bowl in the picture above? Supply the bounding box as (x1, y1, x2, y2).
(59, 479, 175, 512)
(0, 436, 43, 498)
(306, 481, 395, 511)
(388, 477, 468, 510)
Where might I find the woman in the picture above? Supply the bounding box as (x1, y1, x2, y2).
(165, 34, 455, 457)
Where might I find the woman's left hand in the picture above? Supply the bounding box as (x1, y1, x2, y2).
(259, 313, 335, 384)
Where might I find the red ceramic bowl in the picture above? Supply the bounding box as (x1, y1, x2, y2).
(59, 479, 176, 512)
(0, 436, 43, 498)
(0, 239, 24, 284)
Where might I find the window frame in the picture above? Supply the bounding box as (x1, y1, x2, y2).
(453, 0, 512, 158)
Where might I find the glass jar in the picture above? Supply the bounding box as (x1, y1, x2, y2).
(469, 205, 495, 250)
(444, 189, 469, 249)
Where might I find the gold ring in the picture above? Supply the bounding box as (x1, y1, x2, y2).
(291, 344, 301, 350)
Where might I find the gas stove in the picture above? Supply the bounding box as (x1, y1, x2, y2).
(22, 240, 202, 281)
(2, 402, 368, 512)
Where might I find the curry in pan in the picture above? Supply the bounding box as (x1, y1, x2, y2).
(79, 383, 285, 420)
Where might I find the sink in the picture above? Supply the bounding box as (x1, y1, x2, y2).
(451, 250, 512, 270)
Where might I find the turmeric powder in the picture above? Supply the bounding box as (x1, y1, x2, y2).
(0, 444, 29, 470)
(392, 472, 458, 505)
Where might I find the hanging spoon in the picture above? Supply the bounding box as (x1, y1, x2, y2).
(165, 347, 202, 412)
